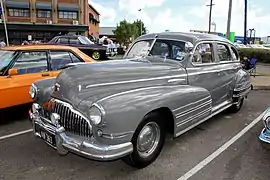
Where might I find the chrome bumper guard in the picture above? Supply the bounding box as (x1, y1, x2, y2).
(29, 111, 133, 161)
(259, 128, 270, 144)
(233, 85, 252, 98)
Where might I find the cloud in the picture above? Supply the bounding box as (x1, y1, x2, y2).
(118, 0, 165, 13)
(88, 0, 116, 25)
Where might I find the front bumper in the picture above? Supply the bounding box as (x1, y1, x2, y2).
(259, 128, 270, 144)
(29, 110, 133, 161)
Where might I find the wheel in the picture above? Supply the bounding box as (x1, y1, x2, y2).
(228, 97, 244, 113)
(91, 51, 101, 60)
(122, 112, 166, 169)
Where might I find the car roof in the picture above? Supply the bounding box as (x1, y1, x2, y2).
(137, 32, 232, 44)
(1, 44, 81, 51)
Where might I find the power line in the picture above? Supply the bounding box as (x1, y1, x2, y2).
(206, 0, 215, 33)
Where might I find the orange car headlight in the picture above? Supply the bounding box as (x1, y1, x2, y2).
(29, 84, 37, 99)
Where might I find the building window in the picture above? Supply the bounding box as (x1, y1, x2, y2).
(37, 10, 51, 18)
(8, 8, 30, 17)
(58, 11, 78, 19)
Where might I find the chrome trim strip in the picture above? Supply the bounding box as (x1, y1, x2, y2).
(172, 96, 211, 112)
(175, 102, 232, 137)
(176, 107, 212, 127)
(211, 100, 231, 112)
(85, 74, 187, 89)
(102, 131, 134, 140)
(176, 99, 212, 118)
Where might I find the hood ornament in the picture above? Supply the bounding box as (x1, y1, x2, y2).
(78, 85, 82, 92)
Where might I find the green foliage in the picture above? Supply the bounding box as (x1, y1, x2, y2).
(238, 48, 270, 63)
(113, 19, 147, 46)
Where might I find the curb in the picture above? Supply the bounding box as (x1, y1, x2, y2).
(252, 85, 270, 90)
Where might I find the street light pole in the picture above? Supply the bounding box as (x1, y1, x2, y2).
(226, 0, 232, 40)
(138, 9, 142, 36)
(243, 0, 247, 45)
(0, 0, 9, 46)
(206, 0, 215, 33)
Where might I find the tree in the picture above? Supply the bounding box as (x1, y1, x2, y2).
(113, 19, 147, 46)
(133, 19, 147, 38)
(113, 20, 137, 47)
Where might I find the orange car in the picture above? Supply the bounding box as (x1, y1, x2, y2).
(0, 44, 96, 109)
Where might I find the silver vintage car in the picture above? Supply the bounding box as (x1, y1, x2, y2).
(28, 32, 251, 168)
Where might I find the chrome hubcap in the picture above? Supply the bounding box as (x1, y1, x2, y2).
(137, 122, 160, 158)
(92, 52, 100, 59)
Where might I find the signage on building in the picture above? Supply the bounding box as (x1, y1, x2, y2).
(28, 35, 32, 41)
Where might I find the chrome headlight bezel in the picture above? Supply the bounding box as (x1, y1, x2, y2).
(89, 103, 105, 126)
(263, 110, 270, 129)
(29, 84, 38, 99)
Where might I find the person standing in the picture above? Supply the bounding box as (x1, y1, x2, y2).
(0, 39, 6, 47)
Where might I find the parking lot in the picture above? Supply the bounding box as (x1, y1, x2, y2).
(0, 91, 269, 180)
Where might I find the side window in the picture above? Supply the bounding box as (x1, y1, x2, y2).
(192, 43, 214, 64)
(230, 46, 239, 60)
(69, 52, 82, 63)
(217, 43, 232, 61)
(150, 39, 187, 61)
(13, 51, 48, 74)
(69, 38, 80, 45)
(151, 42, 169, 57)
(50, 51, 73, 70)
(57, 38, 69, 44)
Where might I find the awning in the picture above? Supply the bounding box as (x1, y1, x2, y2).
(5, 0, 30, 9)
(36, 2, 52, 10)
(58, 4, 79, 11)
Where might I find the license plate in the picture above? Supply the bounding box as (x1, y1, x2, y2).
(38, 126, 56, 147)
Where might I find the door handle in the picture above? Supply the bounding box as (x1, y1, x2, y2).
(41, 73, 50, 77)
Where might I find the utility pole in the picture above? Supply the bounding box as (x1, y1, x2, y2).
(206, 0, 215, 33)
(0, 0, 9, 46)
(243, 0, 247, 45)
(226, 0, 232, 40)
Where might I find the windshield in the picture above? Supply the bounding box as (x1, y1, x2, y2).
(78, 36, 94, 45)
(125, 39, 153, 58)
(0, 50, 15, 74)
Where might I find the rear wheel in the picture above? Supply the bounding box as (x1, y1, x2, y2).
(228, 97, 244, 113)
(122, 112, 166, 169)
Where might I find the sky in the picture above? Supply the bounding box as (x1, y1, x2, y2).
(89, 0, 270, 37)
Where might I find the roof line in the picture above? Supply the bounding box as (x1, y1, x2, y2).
(89, 4, 100, 15)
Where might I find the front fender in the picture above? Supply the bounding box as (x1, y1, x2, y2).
(33, 77, 56, 105)
(94, 85, 210, 145)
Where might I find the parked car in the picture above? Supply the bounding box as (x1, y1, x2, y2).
(29, 32, 251, 168)
(0, 44, 95, 109)
(47, 35, 116, 60)
(259, 107, 270, 145)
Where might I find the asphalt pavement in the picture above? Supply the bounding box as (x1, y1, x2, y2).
(0, 91, 269, 180)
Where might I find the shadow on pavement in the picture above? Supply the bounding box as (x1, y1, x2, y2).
(0, 104, 31, 125)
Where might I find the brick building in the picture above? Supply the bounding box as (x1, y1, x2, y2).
(0, 0, 90, 45)
(84, 3, 100, 40)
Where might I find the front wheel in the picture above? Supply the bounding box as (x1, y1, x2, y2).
(122, 112, 166, 169)
(91, 51, 101, 60)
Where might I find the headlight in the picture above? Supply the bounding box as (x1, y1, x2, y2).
(29, 84, 37, 99)
(89, 104, 105, 125)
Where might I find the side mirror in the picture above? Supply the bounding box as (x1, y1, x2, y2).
(8, 68, 18, 76)
(185, 42, 194, 53)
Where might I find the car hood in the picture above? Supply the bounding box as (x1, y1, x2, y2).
(52, 57, 187, 108)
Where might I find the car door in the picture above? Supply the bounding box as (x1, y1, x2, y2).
(49, 50, 79, 77)
(0, 50, 52, 109)
(186, 41, 226, 108)
(214, 42, 241, 103)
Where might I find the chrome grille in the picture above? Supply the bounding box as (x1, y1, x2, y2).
(52, 100, 92, 138)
